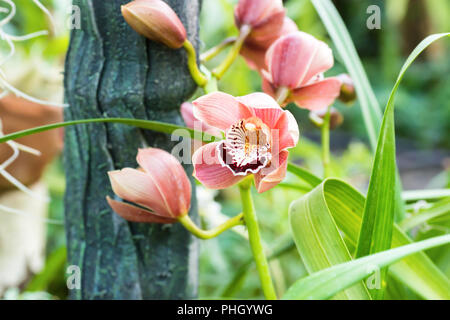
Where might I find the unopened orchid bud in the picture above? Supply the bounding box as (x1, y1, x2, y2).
(336, 74, 356, 104)
(121, 0, 187, 49)
(310, 107, 344, 130)
(107, 148, 191, 223)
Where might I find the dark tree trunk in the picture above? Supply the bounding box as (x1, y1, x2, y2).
(63, 0, 200, 299)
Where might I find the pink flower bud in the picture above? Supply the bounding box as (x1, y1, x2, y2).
(121, 0, 187, 49)
(107, 148, 191, 223)
(336, 74, 356, 104)
(311, 107, 344, 130)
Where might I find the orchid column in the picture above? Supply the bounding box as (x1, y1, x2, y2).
(63, 0, 200, 299)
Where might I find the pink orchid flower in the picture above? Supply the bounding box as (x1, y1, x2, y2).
(240, 17, 298, 71)
(107, 148, 191, 223)
(262, 31, 342, 110)
(192, 92, 299, 193)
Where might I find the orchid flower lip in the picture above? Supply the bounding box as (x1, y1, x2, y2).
(216, 117, 273, 177)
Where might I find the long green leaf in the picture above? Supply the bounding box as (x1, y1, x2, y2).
(324, 179, 450, 300)
(403, 189, 450, 202)
(289, 183, 371, 300)
(311, 0, 406, 224)
(400, 197, 450, 231)
(0, 118, 221, 144)
(355, 33, 449, 299)
(286, 163, 322, 188)
(311, 0, 381, 150)
(283, 234, 450, 300)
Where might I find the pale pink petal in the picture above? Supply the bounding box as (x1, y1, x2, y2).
(254, 150, 289, 193)
(180, 102, 222, 136)
(107, 197, 177, 224)
(193, 92, 252, 131)
(237, 92, 281, 110)
(236, 92, 284, 128)
(300, 40, 334, 86)
(248, 10, 285, 41)
(193, 142, 244, 189)
(290, 77, 341, 110)
(273, 111, 300, 151)
(136, 148, 191, 218)
(180, 102, 196, 130)
(280, 17, 298, 35)
(266, 32, 318, 88)
(108, 168, 171, 217)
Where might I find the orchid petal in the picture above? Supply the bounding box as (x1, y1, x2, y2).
(273, 111, 300, 151)
(108, 168, 172, 217)
(254, 150, 289, 193)
(107, 197, 177, 224)
(193, 142, 244, 189)
(180, 102, 222, 136)
(290, 77, 341, 110)
(136, 148, 191, 217)
(193, 92, 252, 131)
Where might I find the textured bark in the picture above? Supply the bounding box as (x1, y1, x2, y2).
(63, 0, 200, 299)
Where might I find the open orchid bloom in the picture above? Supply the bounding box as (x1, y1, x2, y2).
(262, 31, 342, 110)
(240, 17, 298, 71)
(107, 148, 191, 223)
(192, 92, 299, 193)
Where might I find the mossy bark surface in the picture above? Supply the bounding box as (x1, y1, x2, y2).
(63, 0, 200, 299)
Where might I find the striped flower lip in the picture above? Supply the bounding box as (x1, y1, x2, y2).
(192, 92, 299, 193)
(218, 117, 271, 176)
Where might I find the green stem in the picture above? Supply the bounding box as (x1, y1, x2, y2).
(321, 106, 331, 178)
(200, 37, 237, 62)
(239, 180, 277, 300)
(183, 40, 208, 88)
(178, 213, 244, 240)
(212, 25, 251, 79)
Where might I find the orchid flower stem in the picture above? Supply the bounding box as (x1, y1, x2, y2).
(321, 105, 332, 178)
(239, 181, 277, 300)
(183, 39, 208, 88)
(179, 212, 244, 240)
(275, 86, 290, 105)
(200, 36, 237, 62)
(212, 25, 251, 80)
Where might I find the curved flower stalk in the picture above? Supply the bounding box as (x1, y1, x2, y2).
(107, 148, 244, 238)
(262, 31, 341, 109)
(192, 92, 299, 193)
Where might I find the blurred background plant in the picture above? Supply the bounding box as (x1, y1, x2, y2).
(0, 0, 448, 299)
